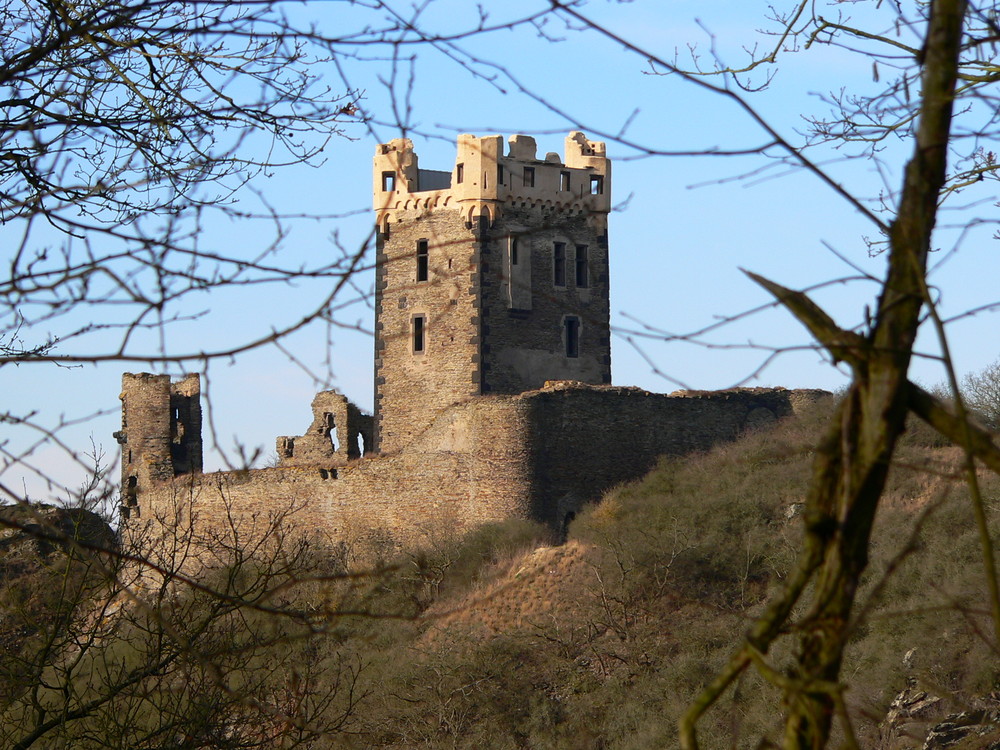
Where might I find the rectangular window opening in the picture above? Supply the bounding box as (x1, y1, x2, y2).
(523, 166, 535, 188)
(456, 163, 464, 184)
(553, 242, 566, 287)
(412, 315, 426, 354)
(560, 171, 570, 192)
(416, 239, 429, 282)
(497, 163, 505, 186)
(381, 171, 396, 192)
(565, 317, 580, 358)
(590, 175, 604, 195)
(575, 245, 588, 288)
(510, 237, 519, 266)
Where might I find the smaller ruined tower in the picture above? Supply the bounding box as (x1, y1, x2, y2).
(116, 373, 202, 518)
(373, 132, 612, 453)
(275, 391, 374, 468)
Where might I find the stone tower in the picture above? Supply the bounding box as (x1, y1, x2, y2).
(372, 132, 612, 453)
(116, 373, 202, 517)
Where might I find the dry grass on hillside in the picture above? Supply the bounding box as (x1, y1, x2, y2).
(336, 404, 1000, 749)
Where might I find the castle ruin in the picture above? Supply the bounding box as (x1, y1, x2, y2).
(118, 133, 827, 547)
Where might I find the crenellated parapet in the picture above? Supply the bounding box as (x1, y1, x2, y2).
(373, 132, 611, 234)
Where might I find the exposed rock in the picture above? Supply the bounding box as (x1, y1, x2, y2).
(877, 682, 1000, 750)
(923, 708, 1000, 749)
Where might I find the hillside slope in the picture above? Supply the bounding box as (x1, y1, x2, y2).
(331, 401, 1000, 749)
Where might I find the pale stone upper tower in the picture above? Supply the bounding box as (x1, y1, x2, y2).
(372, 132, 612, 453)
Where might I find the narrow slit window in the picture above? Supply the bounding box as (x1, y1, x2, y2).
(553, 242, 566, 287)
(510, 237, 519, 266)
(560, 171, 570, 192)
(497, 163, 504, 186)
(416, 239, 429, 282)
(412, 315, 426, 354)
(523, 167, 535, 188)
(590, 175, 604, 195)
(456, 163, 464, 184)
(565, 317, 580, 358)
(575, 245, 588, 288)
(381, 171, 395, 192)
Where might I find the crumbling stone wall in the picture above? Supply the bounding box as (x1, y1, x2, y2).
(276, 391, 373, 468)
(520, 382, 829, 528)
(136, 394, 538, 550)
(124, 375, 829, 548)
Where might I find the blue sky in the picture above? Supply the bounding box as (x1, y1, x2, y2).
(5, 1, 999, 504)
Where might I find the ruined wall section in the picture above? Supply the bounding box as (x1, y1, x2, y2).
(137, 396, 538, 550)
(519, 383, 831, 527)
(131, 383, 828, 549)
(169, 375, 202, 475)
(276, 391, 372, 467)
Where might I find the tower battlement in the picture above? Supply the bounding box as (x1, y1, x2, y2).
(373, 132, 611, 233)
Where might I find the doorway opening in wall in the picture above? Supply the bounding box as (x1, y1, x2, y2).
(561, 511, 576, 542)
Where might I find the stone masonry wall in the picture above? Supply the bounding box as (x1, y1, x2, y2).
(138, 395, 538, 550)
(480, 206, 611, 394)
(374, 207, 481, 454)
(520, 383, 829, 527)
(130, 381, 829, 550)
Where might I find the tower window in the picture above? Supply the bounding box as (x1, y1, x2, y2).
(497, 163, 504, 186)
(564, 317, 580, 358)
(412, 315, 426, 354)
(590, 175, 604, 195)
(553, 242, 566, 287)
(381, 171, 395, 191)
(416, 239, 429, 282)
(560, 171, 571, 192)
(523, 167, 535, 187)
(456, 163, 464, 184)
(575, 245, 589, 288)
(510, 237, 519, 266)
